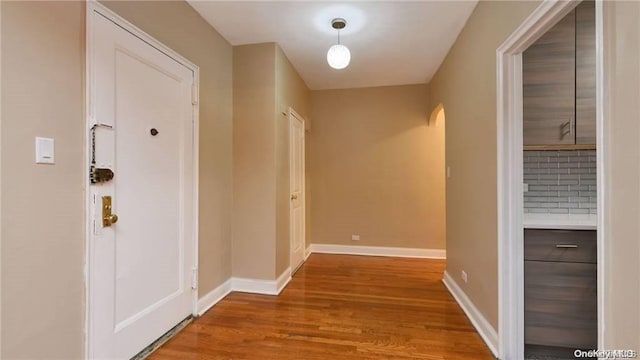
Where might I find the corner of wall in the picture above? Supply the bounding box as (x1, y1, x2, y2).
(274, 43, 310, 277)
(425, 0, 542, 334)
(442, 271, 498, 357)
(232, 42, 279, 280)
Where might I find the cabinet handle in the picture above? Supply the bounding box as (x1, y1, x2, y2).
(556, 244, 578, 248)
(570, 119, 573, 135)
(561, 120, 572, 138)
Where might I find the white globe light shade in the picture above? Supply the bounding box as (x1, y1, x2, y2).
(327, 44, 351, 70)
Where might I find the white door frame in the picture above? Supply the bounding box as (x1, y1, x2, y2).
(0, 2, 3, 354)
(85, 2, 200, 358)
(496, 0, 605, 358)
(289, 107, 306, 273)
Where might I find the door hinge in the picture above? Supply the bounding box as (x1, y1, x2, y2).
(191, 84, 198, 105)
(191, 267, 198, 290)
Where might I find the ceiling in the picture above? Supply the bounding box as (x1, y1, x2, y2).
(187, 1, 478, 90)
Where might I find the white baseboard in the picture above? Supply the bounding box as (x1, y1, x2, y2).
(275, 267, 292, 294)
(197, 278, 232, 316)
(442, 271, 498, 357)
(197, 246, 446, 318)
(197, 268, 292, 316)
(232, 267, 292, 296)
(305, 245, 312, 260)
(309, 244, 446, 259)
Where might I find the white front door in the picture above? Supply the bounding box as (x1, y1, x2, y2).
(289, 110, 306, 273)
(88, 8, 196, 359)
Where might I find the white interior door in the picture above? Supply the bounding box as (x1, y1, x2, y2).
(290, 110, 306, 273)
(88, 8, 196, 360)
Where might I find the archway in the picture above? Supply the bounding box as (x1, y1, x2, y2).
(428, 104, 447, 251)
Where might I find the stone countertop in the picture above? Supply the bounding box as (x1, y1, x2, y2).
(523, 213, 597, 230)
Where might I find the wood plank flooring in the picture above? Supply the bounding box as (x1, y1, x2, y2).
(149, 254, 494, 360)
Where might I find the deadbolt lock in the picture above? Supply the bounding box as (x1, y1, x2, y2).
(102, 196, 119, 227)
(90, 166, 114, 184)
(89, 123, 115, 184)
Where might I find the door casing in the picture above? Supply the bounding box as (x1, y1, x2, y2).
(496, 0, 606, 358)
(289, 108, 306, 274)
(84, 2, 200, 358)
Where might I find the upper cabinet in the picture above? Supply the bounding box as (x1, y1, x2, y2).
(575, 2, 596, 145)
(523, 1, 595, 149)
(523, 9, 575, 146)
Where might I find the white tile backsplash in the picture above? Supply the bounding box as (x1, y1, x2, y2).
(523, 150, 597, 214)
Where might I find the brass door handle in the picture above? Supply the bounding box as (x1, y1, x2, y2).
(102, 196, 119, 227)
(291, 194, 298, 200)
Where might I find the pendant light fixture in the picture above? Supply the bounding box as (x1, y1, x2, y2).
(327, 18, 351, 70)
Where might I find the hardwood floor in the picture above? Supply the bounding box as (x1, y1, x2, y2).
(149, 254, 494, 360)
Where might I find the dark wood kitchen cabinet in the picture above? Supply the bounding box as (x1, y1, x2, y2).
(524, 229, 597, 349)
(523, 1, 596, 148)
(575, 1, 596, 145)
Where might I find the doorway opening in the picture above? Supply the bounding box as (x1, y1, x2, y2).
(428, 103, 447, 254)
(497, 1, 605, 359)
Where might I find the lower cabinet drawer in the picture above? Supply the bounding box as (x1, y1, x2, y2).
(525, 260, 597, 349)
(524, 229, 597, 263)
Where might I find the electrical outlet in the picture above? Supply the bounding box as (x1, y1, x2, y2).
(351, 234, 360, 241)
(461, 270, 468, 283)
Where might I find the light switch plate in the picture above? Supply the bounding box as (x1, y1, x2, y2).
(35, 137, 55, 164)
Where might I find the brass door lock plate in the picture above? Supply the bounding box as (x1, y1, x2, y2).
(102, 196, 119, 227)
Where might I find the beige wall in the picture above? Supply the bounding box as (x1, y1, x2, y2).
(232, 43, 277, 279)
(603, 0, 640, 349)
(309, 84, 445, 250)
(428, 0, 640, 345)
(1, 2, 85, 358)
(4, 0, 637, 357)
(275, 46, 310, 275)
(2, 1, 234, 358)
(427, 0, 541, 330)
(233, 43, 310, 279)
(101, 0, 234, 299)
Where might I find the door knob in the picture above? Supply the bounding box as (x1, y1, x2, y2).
(105, 214, 119, 225)
(102, 196, 119, 227)
(291, 194, 298, 200)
